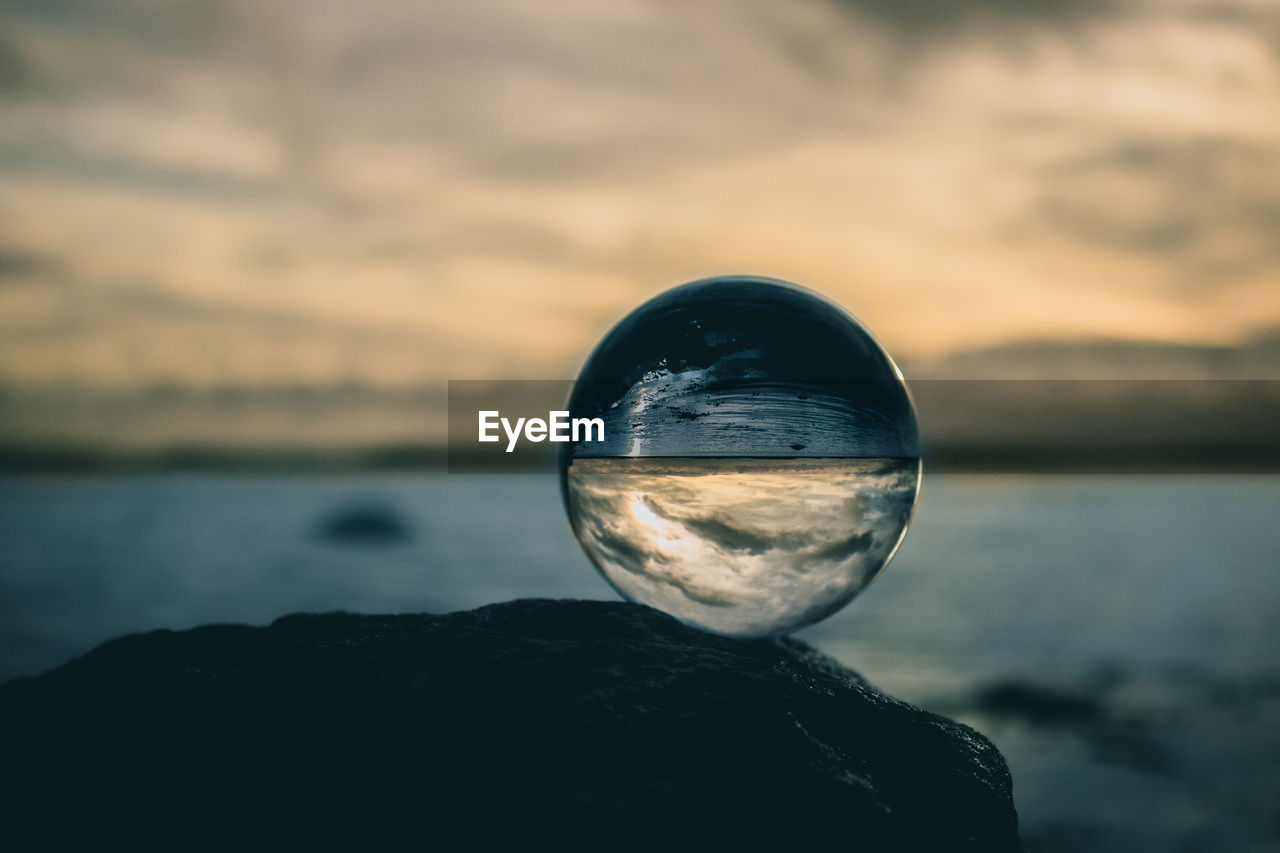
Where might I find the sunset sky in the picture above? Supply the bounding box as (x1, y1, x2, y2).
(1, 0, 1278, 447)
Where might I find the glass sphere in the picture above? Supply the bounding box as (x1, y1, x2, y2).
(560, 276, 920, 637)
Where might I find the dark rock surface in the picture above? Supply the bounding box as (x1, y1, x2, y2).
(0, 599, 1020, 849)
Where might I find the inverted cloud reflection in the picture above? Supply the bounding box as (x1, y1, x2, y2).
(566, 457, 919, 636)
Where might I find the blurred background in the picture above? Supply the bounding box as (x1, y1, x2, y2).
(1, 1, 1278, 850)
(1, 0, 1279, 460)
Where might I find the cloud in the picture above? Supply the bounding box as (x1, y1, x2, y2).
(2, 0, 1279, 406)
(0, 31, 32, 92)
(675, 512, 778, 556)
(809, 531, 875, 562)
(584, 523, 670, 578)
(0, 0, 245, 60)
(0, 140, 291, 204)
(828, 0, 1120, 38)
(1036, 136, 1280, 284)
(0, 248, 61, 281)
(915, 329, 1280, 379)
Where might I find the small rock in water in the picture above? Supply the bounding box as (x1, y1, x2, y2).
(316, 501, 410, 544)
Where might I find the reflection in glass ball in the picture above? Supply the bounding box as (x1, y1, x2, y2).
(561, 276, 920, 637)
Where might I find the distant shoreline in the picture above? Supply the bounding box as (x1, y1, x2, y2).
(3, 378, 1277, 474)
(3, 443, 1278, 474)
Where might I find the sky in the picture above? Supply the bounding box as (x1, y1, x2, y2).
(0, 0, 1278, 448)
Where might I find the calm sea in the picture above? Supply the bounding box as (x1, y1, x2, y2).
(1, 473, 1277, 852)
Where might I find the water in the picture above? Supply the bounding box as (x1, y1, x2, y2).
(1, 473, 1278, 851)
(565, 457, 918, 635)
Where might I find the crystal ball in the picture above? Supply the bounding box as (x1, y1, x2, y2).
(560, 276, 920, 637)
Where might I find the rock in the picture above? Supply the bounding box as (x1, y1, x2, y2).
(315, 501, 410, 544)
(972, 679, 1167, 773)
(0, 599, 1020, 849)
(976, 680, 1105, 726)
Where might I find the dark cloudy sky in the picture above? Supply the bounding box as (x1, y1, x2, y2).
(1, 0, 1277, 444)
